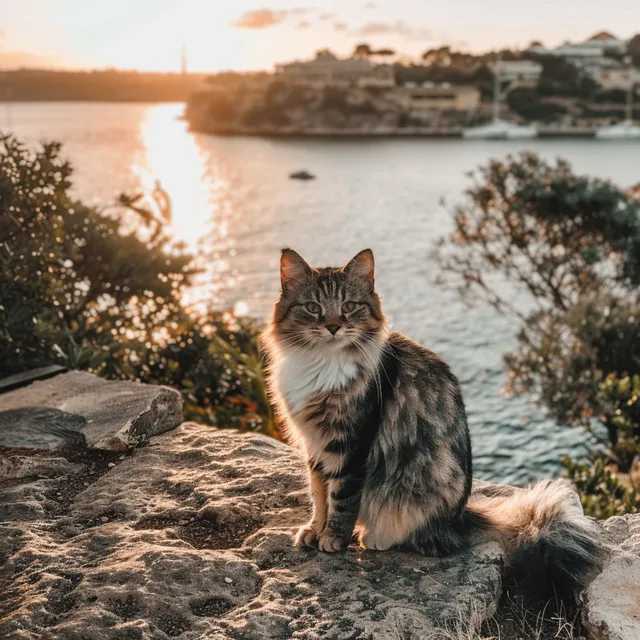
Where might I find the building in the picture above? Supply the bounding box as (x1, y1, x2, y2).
(549, 44, 605, 68)
(356, 66, 395, 89)
(536, 31, 630, 69)
(585, 61, 640, 91)
(493, 60, 543, 88)
(277, 51, 379, 88)
(584, 31, 628, 55)
(393, 83, 480, 116)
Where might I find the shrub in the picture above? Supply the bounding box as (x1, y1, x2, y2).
(436, 152, 640, 517)
(506, 88, 568, 122)
(1, 133, 275, 437)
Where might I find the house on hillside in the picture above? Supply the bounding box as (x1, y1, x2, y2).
(539, 31, 629, 68)
(276, 51, 394, 89)
(584, 31, 628, 54)
(493, 60, 543, 88)
(585, 60, 640, 91)
(391, 83, 480, 121)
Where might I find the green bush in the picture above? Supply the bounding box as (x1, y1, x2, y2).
(1, 133, 275, 437)
(436, 152, 640, 517)
(506, 88, 568, 123)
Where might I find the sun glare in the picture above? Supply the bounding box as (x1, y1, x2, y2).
(134, 103, 241, 314)
(136, 103, 212, 247)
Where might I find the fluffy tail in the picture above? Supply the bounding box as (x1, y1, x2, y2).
(466, 480, 603, 597)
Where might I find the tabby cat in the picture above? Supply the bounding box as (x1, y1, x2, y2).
(263, 248, 601, 593)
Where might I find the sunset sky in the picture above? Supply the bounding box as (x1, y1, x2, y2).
(0, 0, 638, 73)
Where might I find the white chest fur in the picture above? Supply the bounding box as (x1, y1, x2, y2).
(276, 349, 358, 415)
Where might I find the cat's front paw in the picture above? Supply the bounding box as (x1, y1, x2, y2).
(317, 529, 348, 553)
(295, 523, 321, 548)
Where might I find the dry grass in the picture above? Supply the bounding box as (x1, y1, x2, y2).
(425, 592, 582, 640)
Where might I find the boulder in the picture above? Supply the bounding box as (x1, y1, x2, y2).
(1, 423, 505, 640)
(0, 371, 183, 452)
(582, 513, 640, 640)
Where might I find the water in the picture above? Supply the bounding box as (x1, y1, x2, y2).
(6, 102, 640, 485)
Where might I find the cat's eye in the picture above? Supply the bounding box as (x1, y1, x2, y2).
(304, 301, 322, 314)
(342, 301, 357, 314)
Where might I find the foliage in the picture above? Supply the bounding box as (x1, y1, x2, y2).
(129, 313, 276, 437)
(1, 133, 275, 437)
(629, 33, 640, 67)
(593, 89, 631, 104)
(320, 87, 377, 115)
(506, 88, 568, 123)
(564, 455, 640, 518)
(530, 54, 598, 99)
(353, 43, 372, 58)
(436, 152, 640, 517)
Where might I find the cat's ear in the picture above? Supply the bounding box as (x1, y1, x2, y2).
(280, 249, 313, 292)
(344, 249, 375, 287)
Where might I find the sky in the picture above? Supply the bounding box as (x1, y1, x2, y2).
(0, 0, 638, 73)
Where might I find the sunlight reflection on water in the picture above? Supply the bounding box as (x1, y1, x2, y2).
(135, 104, 240, 313)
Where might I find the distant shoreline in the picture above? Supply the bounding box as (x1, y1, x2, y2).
(187, 123, 603, 140)
(0, 99, 186, 104)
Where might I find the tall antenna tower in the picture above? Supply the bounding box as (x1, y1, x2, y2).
(180, 44, 187, 75)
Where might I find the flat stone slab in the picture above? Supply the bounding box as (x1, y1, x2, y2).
(0, 365, 68, 393)
(0, 424, 504, 640)
(583, 514, 640, 640)
(0, 371, 183, 452)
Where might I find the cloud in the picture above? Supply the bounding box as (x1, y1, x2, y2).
(351, 21, 431, 40)
(231, 7, 315, 30)
(319, 13, 335, 20)
(232, 9, 284, 29)
(364, 1, 377, 7)
(333, 21, 348, 32)
(296, 20, 311, 29)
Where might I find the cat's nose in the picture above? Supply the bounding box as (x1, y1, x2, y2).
(325, 324, 341, 336)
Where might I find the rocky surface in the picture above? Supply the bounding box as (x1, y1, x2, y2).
(1, 423, 505, 640)
(0, 371, 183, 452)
(582, 514, 640, 640)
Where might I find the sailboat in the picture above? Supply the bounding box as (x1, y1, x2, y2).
(463, 56, 538, 140)
(596, 61, 640, 139)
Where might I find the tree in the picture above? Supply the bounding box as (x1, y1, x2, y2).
(628, 34, 640, 67)
(421, 46, 451, 66)
(372, 48, 396, 58)
(530, 54, 598, 98)
(506, 88, 568, 122)
(315, 48, 336, 59)
(0, 134, 192, 375)
(353, 43, 372, 59)
(436, 153, 640, 517)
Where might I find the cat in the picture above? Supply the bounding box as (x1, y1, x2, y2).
(263, 248, 602, 594)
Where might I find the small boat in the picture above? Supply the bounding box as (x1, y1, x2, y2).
(463, 118, 538, 140)
(596, 57, 640, 140)
(289, 170, 315, 180)
(595, 120, 640, 139)
(463, 54, 538, 140)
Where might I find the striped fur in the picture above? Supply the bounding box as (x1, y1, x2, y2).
(263, 248, 603, 593)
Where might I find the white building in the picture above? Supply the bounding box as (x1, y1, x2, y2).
(536, 31, 630, 69)
(357, 66, 395, 89)
(551, 44, 605, 68)
(585, 61, 640, 91)
(493, 60, 543, 88)
(583, 31, 628, 55)
(392, 83, 480, 115)
(276, 51, 394, 88)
